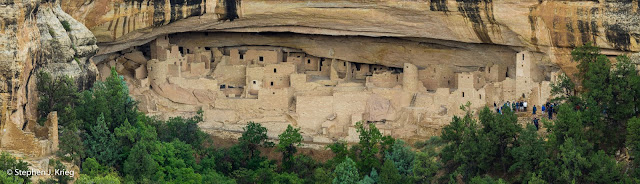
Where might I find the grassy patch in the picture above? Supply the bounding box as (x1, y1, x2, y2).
(48, 28, 56, 37)
(61, 20, 71, 31)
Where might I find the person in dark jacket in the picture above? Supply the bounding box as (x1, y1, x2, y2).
(533, 118, 539, 130)
(532, 105, 537, 115)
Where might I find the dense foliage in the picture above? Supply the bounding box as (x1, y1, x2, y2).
(24, 42, 640, 183)
(434, 43, 640, 183)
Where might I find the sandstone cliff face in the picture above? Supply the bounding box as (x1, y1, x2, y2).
(58, 0, 640, 79)
(61, 0, 639, 51)
(0, 0, 97, 156)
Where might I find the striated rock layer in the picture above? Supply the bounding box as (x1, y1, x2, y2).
(0, 0, 98, 156)
(59, 0, 640, 77)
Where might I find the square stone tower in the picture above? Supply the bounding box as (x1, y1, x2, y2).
(516, 51, 534, 100)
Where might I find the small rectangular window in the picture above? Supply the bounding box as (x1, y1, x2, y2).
(240, 54, 244, 60)
(259, 56, 264, 62)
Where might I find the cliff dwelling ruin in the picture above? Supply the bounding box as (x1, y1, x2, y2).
(93, 32, 562, 144)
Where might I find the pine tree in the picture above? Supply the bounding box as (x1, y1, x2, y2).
(627, 118, 640, 177)
(57, 123, 85, 166)
(550, 73, 577, 104)
(478, 107, 521, 172)
(333, 158, 360, 184)
(510, 124, 547, 181)
(413, 151, 440, 183)
(239, 122, 274, 164)
(379, 159, 401, 184)
(76, 68, 137, 132)
(385, 140, 415, 176)
(607, 55, 640, 149)
(36, 71, 79, 126)
(84, 114, 119, 167)
(277, 125, 303, 171)
(440, 110, 489, 180)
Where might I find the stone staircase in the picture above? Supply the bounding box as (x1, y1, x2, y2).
(410, 93, 418, 107)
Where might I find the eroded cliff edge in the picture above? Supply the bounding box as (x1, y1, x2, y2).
(60, 0, 640, 77)
(0, 0, 98, 157)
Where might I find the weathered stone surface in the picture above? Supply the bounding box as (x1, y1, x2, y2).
(1, 0, 98, 156)
(124, 51, 148, 64)
(153, 82, 200, 105)
(61, 0, 639, 53)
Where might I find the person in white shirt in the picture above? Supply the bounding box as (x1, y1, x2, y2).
(523, 101, 528, 111)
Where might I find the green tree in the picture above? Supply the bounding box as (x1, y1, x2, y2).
(214, 145, 248, 175)
(84, 114, 119, 167)
(478, 107, 521, 172)
(36, 71, 79, 126)
(550, 73, 577, 103)
(76, 68, 137, 132)
(123, 140, 202, 183)
(509, 124, 547, 181)
(0, 172, 24, 184)
(379, 159, 401, 184)
(311, 168, 332, 184)
(239, 122, 274, 163)
(155, 109, 208, 152)
(274, 172, 304, 184)
(201, 170, 236, 184)
(277, 125, 303, 171)
(385, 140, 415, 176)
(353, 121, 382, 175)
(607, 55, 640, 149)
(232, 168, 257, 184)
(549, 138, 591, 183)
(326, 141, 349, 169)
(289, 155, 319, 183)
(526, 173, 547, 184)
(81, 158, 110, 177)
(50, 159, 73, 184)
(357, 169, 378, 184)
(413, 151, 440, 184)
(584, 150, 623, 183)
(440, 110, 490, 181)
(0, 152, 30, 183)
(76, 174, 121, 184)
(333, 158, 360, 184)
(469, 176, 507, 184)
(571, 42, 601, 78)
(627, 117, 640, 177)
(546, 104, 586, 148)
(122, 140, 160, 182)
(57, 124, 85, 166)
(114, 117, 158, 162)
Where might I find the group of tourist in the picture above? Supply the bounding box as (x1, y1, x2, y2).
(530, 102, 558, 130)
(493, 100, 528, 114)
(491, 100, 560, 131)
